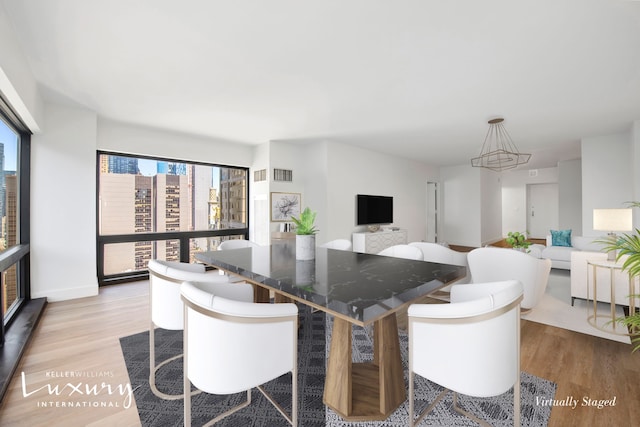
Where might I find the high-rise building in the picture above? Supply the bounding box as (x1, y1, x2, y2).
(157, 161, 186, 176)
(0, 143, 5, 220)
(153, 174, 189, 262)
(219, 167, 247, 229)
(2, 175, 17, 314)
(108, 156, 139, 174)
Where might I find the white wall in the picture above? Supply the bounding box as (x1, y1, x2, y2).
(480, 169, 502, 245)
(31, 103, 98, 300)
(581, 131, 633, 236)
(440, 165, 481, 247)
(258, 140, 438, 245)
(0, 5, 42, 131)
(558, 159, 582, 232)
(250, 141, 271, 244)
(97, 118, 253, 167)
(323, 142, 438, 244)
(501, 167, 560, 237)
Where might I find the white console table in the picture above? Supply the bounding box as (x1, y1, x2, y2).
(352, 229, 407, 254)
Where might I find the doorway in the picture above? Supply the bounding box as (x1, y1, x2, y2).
(527, 183, 559, 239)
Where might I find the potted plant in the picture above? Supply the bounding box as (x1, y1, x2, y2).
(600, 202, 640, 352)
(291, 207, 318, 260)
(506, 231, 531, 252)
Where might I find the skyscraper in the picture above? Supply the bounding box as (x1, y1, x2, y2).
(108, 156, 139, 174)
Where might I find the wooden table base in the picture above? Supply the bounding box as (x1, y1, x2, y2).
(323, 314, 406, 421)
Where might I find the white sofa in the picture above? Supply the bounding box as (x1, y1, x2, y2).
(529, 235, 605, 270)
(570, 251, 640, 307)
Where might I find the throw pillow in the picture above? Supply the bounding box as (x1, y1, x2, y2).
(550, 229, 572, 247)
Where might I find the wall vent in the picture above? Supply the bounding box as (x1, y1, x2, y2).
(254, 169, 267, 182)
(529, 169, 538, 177)
(273, 168, 293, 182)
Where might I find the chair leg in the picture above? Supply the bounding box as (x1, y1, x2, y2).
(149, 324, 201, 400)
(409, 385, 450, 427)
(452, 392, 491, 427)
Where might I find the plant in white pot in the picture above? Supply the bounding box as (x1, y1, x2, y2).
(291, 207, 318, 260)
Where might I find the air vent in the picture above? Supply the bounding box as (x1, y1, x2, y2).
(254, 169, 267, 182)
(529, 169, 538, 177)
(274, 168, 293, 182)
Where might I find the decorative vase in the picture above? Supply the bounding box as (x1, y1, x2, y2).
(296, 234, 316, 260)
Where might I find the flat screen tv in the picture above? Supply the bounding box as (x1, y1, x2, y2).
(357, 194, 393, 225)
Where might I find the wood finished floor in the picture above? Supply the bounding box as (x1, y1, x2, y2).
(0, 280, 638, 427)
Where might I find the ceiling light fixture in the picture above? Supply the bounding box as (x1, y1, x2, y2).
(471, 117, 531, 172)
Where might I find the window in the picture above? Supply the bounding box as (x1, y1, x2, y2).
(0, 97, 31, 337)
(96, 152, 249, 284)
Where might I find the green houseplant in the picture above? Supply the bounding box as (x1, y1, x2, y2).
(506, 231, 531, 252)
(291, 207, 318, 235)
(291, 207, 318, 260)
(600, 202, 640, 352)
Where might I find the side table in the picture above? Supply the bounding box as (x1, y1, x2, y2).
(586, 258, 638, 335)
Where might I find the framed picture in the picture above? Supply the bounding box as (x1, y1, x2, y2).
(271, 192, 301, 222)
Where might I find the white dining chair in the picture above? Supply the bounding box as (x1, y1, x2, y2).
(181, 281, 299, 426)
(218, 239, 260, 250)
(147, 259, 251, 400)
(378, 244, 424, 260)
(320, 239, 353, 251)
(409, 242, 470, 296)
(408, 280, 524, 427)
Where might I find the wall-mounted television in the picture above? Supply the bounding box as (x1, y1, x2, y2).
(356, 194, 393, 225)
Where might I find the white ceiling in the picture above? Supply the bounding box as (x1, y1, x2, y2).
(3, 0, 640, 169)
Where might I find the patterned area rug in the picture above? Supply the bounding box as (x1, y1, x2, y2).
(120, 308, 556, 426)
(326, 318, 556, 426)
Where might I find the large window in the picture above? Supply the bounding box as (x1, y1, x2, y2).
(97, 152, 249, 284)
(0, 99, 31, 340)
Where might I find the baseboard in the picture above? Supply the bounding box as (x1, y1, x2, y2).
(31, 284, 98, 302)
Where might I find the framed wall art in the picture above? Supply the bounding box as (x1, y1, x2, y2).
(270, 192, 301, 222)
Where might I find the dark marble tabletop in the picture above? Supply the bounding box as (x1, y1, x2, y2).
(195, 242, 466, 325)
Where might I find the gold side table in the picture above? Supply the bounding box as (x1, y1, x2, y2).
(586, 259, 639, 335)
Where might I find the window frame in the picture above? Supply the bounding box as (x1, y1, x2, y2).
(96, 150, 250, 285)
(0, 93, 32, 344)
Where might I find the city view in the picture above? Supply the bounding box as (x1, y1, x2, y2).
(98, 154, 247, 276)
(0, 118, 18, 316)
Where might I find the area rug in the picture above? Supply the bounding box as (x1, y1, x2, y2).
(120, 307, 556, 426)
(325, 317, 556, 427)
(521, 269, 631, 344)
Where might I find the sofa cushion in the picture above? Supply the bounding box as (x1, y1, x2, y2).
(550, 229, 572, 247)
(541, 245, 578, 262)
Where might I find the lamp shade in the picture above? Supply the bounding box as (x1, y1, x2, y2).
(593, 208, 633, 232)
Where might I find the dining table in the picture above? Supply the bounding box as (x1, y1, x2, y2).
(195, 241, 466, 421)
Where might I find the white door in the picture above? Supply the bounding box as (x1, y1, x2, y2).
(527, 183, 559, 239)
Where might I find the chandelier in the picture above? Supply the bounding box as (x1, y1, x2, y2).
(471, 118, 531, 172)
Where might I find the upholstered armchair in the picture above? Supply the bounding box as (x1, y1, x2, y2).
(147, 259, 251, 400)
(408, 280, 524, 427)
(377, 244, 424, 260)
(467, 247, 551, 311)
(181, 281, 299, 426)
